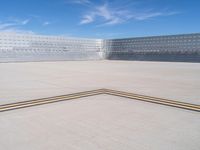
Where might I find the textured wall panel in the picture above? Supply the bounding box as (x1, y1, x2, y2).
(1, 33, 200, 62)
(0, 33, 103, 62)
(104, 33, 200, 62)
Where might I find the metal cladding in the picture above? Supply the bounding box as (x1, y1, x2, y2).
(0, 32, 200, 62)
(105, 33, 200, 62)
(0, 33, 103, 62)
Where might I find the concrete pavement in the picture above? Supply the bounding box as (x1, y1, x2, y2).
(0, 60, 199, 105)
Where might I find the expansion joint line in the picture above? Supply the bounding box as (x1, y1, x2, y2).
(0, 89, 199, 112)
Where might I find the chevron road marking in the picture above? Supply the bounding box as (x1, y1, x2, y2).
(0, 89, 199, 112)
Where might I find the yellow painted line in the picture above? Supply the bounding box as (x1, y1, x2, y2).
(104, 89, 200, 112)
(0, 89, 104, 109)
(0, 88, 199, 112)
(0, 89, 104, 112)
(104, 89, 200, 109)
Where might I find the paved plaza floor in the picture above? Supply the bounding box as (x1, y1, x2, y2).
(0, 95, 199, 150)
(0, 60, 200, 150)
(0, 60, 200, 105)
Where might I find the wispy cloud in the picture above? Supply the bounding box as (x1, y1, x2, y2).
(0, 15, 53, 34)
(76, 1, 179, 26)
(66, 0, 91, 5)
(0, 18, 33, 34)
(131, 11, 180, 21)
(0, 23, 16, 30)
(79, 4, 127, 26)
(0, 28, 34, 34)
(6, 17, 31, 25)
(43, 21, 51, 26)
(80, 15, 94, 24)
(21, 19, 30, 25)
(29, 15, 53, 26)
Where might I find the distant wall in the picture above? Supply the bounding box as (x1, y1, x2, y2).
(104, 33, 200, 62)
(1, 32, 200, 63)
(0, 33, 103, 62)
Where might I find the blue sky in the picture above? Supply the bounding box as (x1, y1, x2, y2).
(0, 0, 199, 38)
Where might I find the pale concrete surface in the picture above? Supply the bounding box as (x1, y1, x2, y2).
(0, 95, 199, 150)
(0, 60, 200, 105)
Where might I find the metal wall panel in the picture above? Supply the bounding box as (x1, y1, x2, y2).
(1, 32, 200, 62)
(105, 33, 200, 62)
(0, 33, 103, 62)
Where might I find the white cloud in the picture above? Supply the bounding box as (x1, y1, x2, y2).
(43, 21, 50, 26)
(67, 0, 91, 5)
(80, 15, 94, 24)
(131, 11, 179, 21)
(79, 1, 179, 26)
(0, 16, 53, 34)
(102, 18, 123, 26)
(0, 28, 34, 34)
(21, 19, 30, 25)
(0, 23, 16, 30)
(6, 17, 30, 25)
(80, 4, 126, 26)
(0, 18, 33, 34)
(96, 4, 112, 20)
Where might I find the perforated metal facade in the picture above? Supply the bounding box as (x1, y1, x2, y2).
(0, 32, 200, 62)
(0, 33, 102, 62)
(105, 33, 200, 62)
